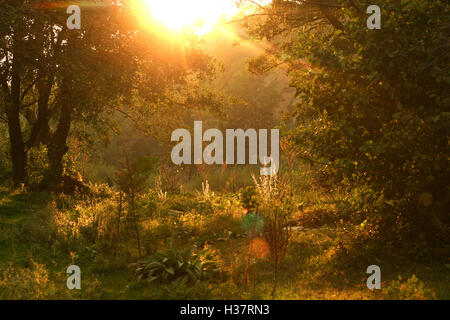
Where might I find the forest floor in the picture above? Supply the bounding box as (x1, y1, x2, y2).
(0, 187, 449, 300)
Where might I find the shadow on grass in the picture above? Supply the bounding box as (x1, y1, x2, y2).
(0, 190, 52, 217)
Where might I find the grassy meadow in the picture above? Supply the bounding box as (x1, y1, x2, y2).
(1, 169, 448, 300)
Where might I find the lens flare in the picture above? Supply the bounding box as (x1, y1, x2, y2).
(249, 238, 270, 259)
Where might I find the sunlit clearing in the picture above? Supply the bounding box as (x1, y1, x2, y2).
(143, 0, 239, 35)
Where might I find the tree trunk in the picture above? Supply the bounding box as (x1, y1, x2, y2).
(130, 191, 142, 258)
(6, 55, 27, 187)
(43, 77, 74, 191)
(27, 76, 52, 148)
(6, 103, 27, 187)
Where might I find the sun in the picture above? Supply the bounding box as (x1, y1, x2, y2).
(143, 0, 239, 35)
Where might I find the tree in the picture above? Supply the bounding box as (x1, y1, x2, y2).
(0, 0, 215, 189)
(114, 155, 157, 258)
(241, 0, 450, 245)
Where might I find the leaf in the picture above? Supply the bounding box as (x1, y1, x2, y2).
(166, 267, 175, 275)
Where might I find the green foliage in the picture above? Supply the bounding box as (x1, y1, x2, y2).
(0, 0, 218, 187)
(166, 193, 204, 212)
(27, 146, 49, 185)
(0, 187, 449, 300)
(0, 260, 56, 300)
(115, 156, 158, 195)
(135, 246, 220, 284)
(153, 278, 214, 300)
(114, 156, 158, 258)
(250, 0, 449, 248)
(240, 186, 258, 211)
(383, 275, 436, 300)
(297, 209, 341, 228)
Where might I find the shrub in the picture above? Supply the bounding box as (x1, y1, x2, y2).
(260, 204, 291, 296)
(382, 275, 436, 300)
(0, 260, 56, 299)
(166, 193, 197, 212)
(297, 209, 339, 228)
(240, 186, 258, 212)
(135, 246, 220, 284)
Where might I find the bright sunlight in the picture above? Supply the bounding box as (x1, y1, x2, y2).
(143, 0, 239, 35)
